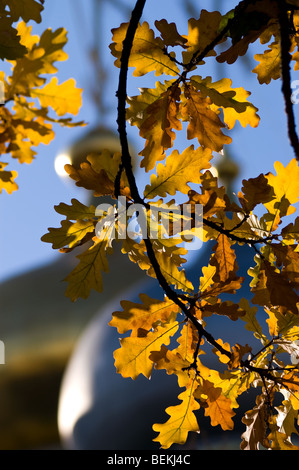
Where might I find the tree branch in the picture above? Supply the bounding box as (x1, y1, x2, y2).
(279, 0, 299, 161)
(114, 0, 296, 386)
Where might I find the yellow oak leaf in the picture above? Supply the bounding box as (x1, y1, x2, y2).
(198, 379, 235, 430)
(191, 75, 260, 129)
(210, 234, 237, 283)
(31, 77, 82, 116)
(110, 21, 179, 77)
(266, 158, 299, 206)
(264, 159, 299, 231)
(127, 81, 182, 172)
(212, 338, 231, 364)
(175, 322, 202, 364)
(182, 10, 223, 64)
(154, 19, 187, 48)
(181, 84, 232, 152)
(16, 21, 39, 50)
(268, 424, 299, 450)
(228, 343, 252, 369)
(8, 26, 68, 96)
(239, 298, 267, 343)
(150, 345, 192, 388)
(199, 264, 217, 294)
(64, 235, 113, 301)
(0, 162, 18, 194)
(109, 294, 180, 335)
(153, 377, 200, 449)
(148, 248, 194, 293)
(65, 150, 130, 198)
(208, 368, 255, 411)
(54, 198, 96, 221)
(113, 321, 179, 380)
(144, 145, 212, 199)
(41, 219, 95, 250)
(253, 39, 281, 84)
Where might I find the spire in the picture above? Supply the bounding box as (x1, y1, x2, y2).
(215, 148, 240, 200)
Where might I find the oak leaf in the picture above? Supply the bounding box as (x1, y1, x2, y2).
(228, 343, 252, 369)
(127, 81, 182, 171)
(0, 17, 27, 60)
(153, 377, 200, 449)
(109, 294, 180, 335)
(41, 219, 95, 251)
(238, 173, 274, 212)
(144, 145, 212, 199)
(64, 235, 113, 301)
(191, 75, 260, 130)
(155, 19, 187, 48)
(181, 84, 232, 152)
(182, 10, 223, 64)
(210, 234, 237, 283)
(198, 379, 235, 430)
(5, 0, 44, 24)
(253, 39, 281, 84)
(65, 150, 130, 198)
(239, 298, 267, 343)
(240, 394, 268, 450)
(54, 198, 96, 221)
(31, 77, 82, 116)
(0, 162, 18, 194)
(113, 321, 179, 380)
(110, 21, 179, 77)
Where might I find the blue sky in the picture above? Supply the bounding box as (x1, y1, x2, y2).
(0, 0, 298, 282)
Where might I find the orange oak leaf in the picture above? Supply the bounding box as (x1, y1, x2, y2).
(181, 84, 232, 152)
(198, 379, 235, 430)
(210, 234, 238, 283)
(109, 294, 180, 335)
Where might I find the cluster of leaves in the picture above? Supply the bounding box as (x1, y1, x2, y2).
(41, 0, 299, 450)
(0, 0, 83, 195)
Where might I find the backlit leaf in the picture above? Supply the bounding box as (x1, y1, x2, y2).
(182, 10, 223, 64)
(31, 77, 82, 116)
(198, 379, 235, 430)
(113, 321, 179, 379)
(64, 234, 113, 301)
(127, 80, 182, 171)
(110, 21, 179, 77)
(0, 162, 18, 194)
(109, 294, 180, 335)
(153, 376, 200, 449)
(191, 75, 260, 129)
(181, 83, 232, 152)
(144, 145, 212, 199)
